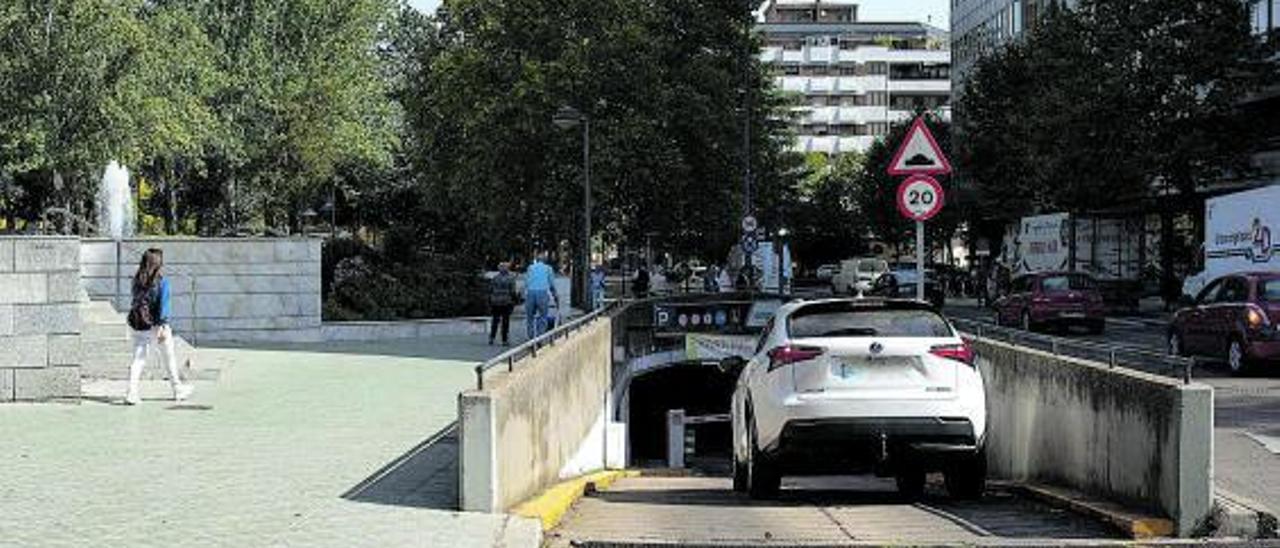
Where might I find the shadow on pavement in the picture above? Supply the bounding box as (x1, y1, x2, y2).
(341, 421, 459, 511)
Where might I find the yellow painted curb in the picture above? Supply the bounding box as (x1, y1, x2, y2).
(1014, 483, 1175, 539)
(513, 470, 639, 531)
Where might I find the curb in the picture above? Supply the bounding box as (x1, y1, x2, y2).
(1215, 489, 1280, 539)
(1009, 483, 1175, 539)
(512, 470, 639, 531)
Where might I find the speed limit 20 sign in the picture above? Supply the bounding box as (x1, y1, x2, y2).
(896, 175, 945, 222)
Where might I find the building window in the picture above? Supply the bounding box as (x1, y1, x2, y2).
(867, 91, 888, 106)
(867, 62, 887, 76)
(838, 65, 859, 76)
(811, 96, 829, 107)
(783, 65, 800, 76)
(890, 94, 949, 110)
(890, 63, 951, 80)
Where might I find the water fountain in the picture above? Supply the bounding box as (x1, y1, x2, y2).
(96, 161, 135, 308)
(96, 161, 135, 240)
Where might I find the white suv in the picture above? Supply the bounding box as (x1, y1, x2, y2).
(727, 299, 987, 500)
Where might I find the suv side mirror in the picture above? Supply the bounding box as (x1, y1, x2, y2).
(1177, 295, 1196, 310)
(718, 356, 748, 376)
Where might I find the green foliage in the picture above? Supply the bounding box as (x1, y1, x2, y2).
(400, 0, 799, 266)
(322, 236, 488, 321)
(0, 0, 400, 235)
(958, 0, 1277, 222)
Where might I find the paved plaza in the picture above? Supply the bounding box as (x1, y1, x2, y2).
(0, 336, 539, 548)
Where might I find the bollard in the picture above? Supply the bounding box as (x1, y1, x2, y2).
(667, 409, 686, 469)
(1051, 339, 1059, 355)
(1109, 350, 1117, 369)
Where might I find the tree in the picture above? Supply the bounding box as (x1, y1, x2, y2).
(402, 0, 798, 269)
(957, 0, 1277, 288)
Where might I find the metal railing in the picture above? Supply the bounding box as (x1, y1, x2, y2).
(951, 317, 1198, 384)
(473, 300, 623, 390)
(472, 291, 796, 390)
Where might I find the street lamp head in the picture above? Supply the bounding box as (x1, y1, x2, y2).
(553, 106, 583, 130)
(777, 228, 790, 238)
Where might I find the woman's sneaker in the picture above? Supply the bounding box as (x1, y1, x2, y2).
(123, 393, 141, 406)
(174, 384, 195, 402)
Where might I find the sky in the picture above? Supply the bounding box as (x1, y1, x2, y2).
(405, 0, 951, 28)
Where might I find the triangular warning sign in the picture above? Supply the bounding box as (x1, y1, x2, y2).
(887, 117, 952, 176)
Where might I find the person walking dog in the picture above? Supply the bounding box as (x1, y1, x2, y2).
(124, 248, 194, 405)
(488, 262, 517, 346)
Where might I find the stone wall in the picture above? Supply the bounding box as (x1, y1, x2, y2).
(0, 237, 82, 401)
(975, 338, 1214, 536)
(80, 238, 322, 343)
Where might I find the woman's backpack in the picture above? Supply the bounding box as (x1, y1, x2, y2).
(127, 285, 159, 331)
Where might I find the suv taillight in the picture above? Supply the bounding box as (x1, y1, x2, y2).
(930, 340, 975, 367)
(767, 345, 825, 371)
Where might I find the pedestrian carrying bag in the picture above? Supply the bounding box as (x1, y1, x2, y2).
(127, 286, 158, 331)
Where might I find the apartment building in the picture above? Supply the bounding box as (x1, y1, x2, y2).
(759, 0, 952, 155)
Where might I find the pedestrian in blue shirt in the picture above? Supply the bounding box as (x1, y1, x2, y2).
(590, 265, 607, 310)
(524, 253, 559, 338)
(123, 248, 193, 405)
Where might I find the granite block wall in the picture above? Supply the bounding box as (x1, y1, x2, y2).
(80, 238, 322, 343)
(0, 237, 82, 402)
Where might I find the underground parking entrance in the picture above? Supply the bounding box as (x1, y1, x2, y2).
(624, 359, 737, 472)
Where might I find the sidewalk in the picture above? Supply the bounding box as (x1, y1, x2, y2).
(0, 336, 539, 548)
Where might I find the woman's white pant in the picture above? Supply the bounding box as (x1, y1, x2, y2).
(127, 326, 183, 398)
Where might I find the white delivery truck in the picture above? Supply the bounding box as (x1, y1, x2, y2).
(1185, 185, 1280, 297)
(1002, 212, 1146, 307)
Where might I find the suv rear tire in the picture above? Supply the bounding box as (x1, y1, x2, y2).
(895, 465, 926, 500)
(732, 451, 748, 492)
(746, 414, 780, 499)
(944, 448, 987, 500)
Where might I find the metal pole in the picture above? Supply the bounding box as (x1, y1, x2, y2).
(583, 118, 592, 312)
(916, 221, 926, 301)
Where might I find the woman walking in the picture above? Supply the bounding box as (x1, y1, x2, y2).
(488, 262, 517, 346)
(124, 248, 194, 405)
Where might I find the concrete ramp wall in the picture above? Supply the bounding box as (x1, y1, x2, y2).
(459, 318, 613, 512)
(975, 338, 1213, 536)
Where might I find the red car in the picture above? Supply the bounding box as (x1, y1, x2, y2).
(1169, 272, 1280, 374)
(995, 272, 1107, 334)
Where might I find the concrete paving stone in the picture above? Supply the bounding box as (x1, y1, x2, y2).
(0, 335, 529, 546)
(13, 365, 79, 400)
(13, 303, 81, 335)
(0, 335, 49, 368)
(13, 238, 79, 272)
(0, 238, 13, 271)
(0, 273, 48, 304)
(46, 271, 82, 303)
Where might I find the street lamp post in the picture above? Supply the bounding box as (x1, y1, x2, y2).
(554, 106, 591, 310)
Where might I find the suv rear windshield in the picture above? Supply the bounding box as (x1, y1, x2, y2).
(789, 307, 952, 338)
(1260, 279, 1280, 301)
(1041, 275, 1096, 292)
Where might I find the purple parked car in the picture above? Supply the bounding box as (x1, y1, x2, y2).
(1169, 272, 1280, 375)
(994, 272, 1107, 334)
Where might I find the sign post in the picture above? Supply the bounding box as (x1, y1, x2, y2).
(888, 117, 951, 303)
